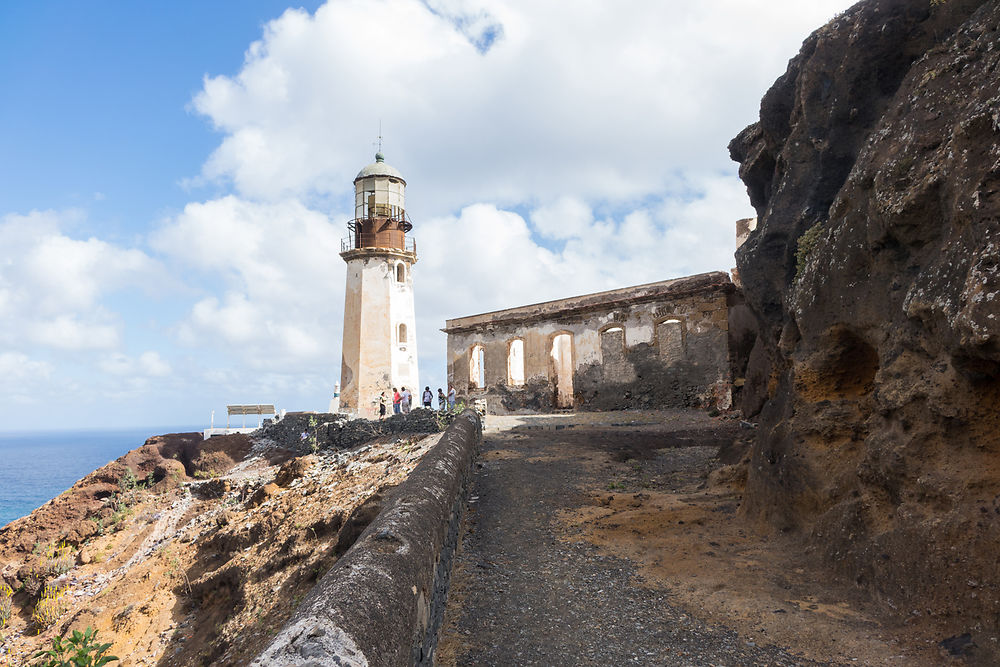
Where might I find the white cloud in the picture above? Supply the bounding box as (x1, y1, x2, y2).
(418, 171, 746, 315)
(139, 351, 172, 377)
(29, 315, 121, 350)
(0, 209, 165, 351)
(0, 352, 52, 383)
(530, 197, 593, 241)
(99, 351, 172, 378)
(99, 353, 134, 376)
(151, 196, 345, 371)
(418, 203, 562, 315)
(190, 0, 851, 212)
(553, 172, 751, 286)
(0, 353, 54, 405)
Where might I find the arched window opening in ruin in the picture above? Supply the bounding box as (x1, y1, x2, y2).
(550, 333, 574, 408)
(507, 339, 525, 387)
(600, 326, 626, 365)
(396, 263, 406, 283)
(657, 319, 684, 361)
(398, 323, 408, 344)
(470, 344, 485, 389)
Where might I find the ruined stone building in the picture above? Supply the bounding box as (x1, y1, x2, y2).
(339, 152, 420, 417)
(444, 271, 739, 414)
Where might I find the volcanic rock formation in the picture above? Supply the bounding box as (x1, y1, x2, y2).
(730, 0, 1000, 650)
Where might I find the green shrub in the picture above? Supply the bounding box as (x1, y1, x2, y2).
(31, 626, 119, 666)
(307, 416, 319, 453)
(119, 468, 138, 492)
(104, 468, 151, 527)
(434, 401, 468, 430)
(87, 517, 105, 537)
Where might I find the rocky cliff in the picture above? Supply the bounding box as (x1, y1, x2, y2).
(0, 422, 444, 665)
(730, 0, 1000, 652)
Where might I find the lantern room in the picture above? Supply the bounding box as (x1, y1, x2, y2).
(348, 152, 413, 251)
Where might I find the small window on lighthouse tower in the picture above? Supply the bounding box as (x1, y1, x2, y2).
(398, 323, 408, 344)
(396, 263, 406, 283)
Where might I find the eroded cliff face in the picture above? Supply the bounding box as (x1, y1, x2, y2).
(0, 430, 439, 666)
(731, 0, 1000, 642)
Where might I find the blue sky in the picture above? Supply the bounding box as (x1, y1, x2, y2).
(1, 2, 321, 223)
(0, 0, 854, 430)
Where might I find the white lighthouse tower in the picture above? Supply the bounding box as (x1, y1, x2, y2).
(339, 152, 419, 417)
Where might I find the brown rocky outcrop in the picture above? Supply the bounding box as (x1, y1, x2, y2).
(730, 0, 1000, 650)
(0, 422, 444, 665)
(0, 432, 249, 560)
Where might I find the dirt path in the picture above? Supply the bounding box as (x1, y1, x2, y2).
(435, 411, 944, 666)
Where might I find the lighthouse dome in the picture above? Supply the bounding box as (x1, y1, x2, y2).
(355, 152, 405, 183)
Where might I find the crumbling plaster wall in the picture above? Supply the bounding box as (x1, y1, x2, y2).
(445, 272, 735, 414)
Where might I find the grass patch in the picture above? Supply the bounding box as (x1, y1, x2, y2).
(0, 582, 12, 628)
(795, 222, 825, 280)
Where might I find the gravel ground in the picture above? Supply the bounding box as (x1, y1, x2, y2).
(436, 419, 831, 666)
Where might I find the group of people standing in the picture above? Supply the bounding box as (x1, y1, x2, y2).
(377, 385, 456, 418)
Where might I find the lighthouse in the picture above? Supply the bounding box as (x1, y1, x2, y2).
(338, 152, 419, 417)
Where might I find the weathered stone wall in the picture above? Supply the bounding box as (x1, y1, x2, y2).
(444, 272, 734, 413)
(252, 410, 482, 667)
(255, 409, 441, 454)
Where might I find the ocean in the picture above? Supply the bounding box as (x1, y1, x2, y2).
(0, 426, 202, 529)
